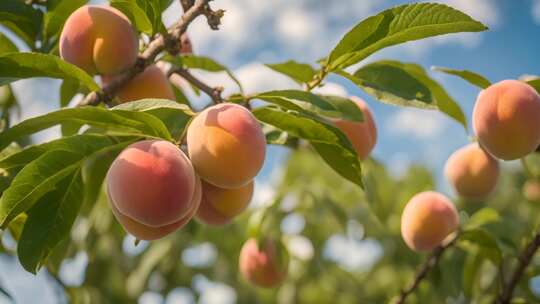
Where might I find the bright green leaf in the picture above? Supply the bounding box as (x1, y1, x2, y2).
(464, 208, 501, 230)
(0, 53, 99, 91)
(432, 66, 491, 89)
(253, 107, 362, 187)
(0, 33, 18, 55)
(111, 0, 153, 34)
(327, 2, 487, 70)
(265, 60, 317, 84)
(44, 0, 88, 39)
(18, 170, 84, 274)
(527, 78, 540, 95)
(339, 60, 467, 129)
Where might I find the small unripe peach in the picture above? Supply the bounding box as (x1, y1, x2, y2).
(195, 181, 253, 226)
(444, 143, 499, 200)
(60, 5, 138, 75)
(107, 140, 196, 227)
(523, 180, 540, 203)
(187, 103, 266, 189)
(333, 97, 377, 160)
(401, 191, 459, 252)
(473, 80, 540, 160)
(239, 238, 288, 288)
(102, 65, 175, 103)
(180, 33, 193, 54)
(109, 177, 201, 240)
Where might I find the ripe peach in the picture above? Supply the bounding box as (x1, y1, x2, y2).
(523, 179, 540, 203)
(59, 5, 138, 75)
(239, 238, 288, 288)
(102, 65, 175, 103)
(401, 191, 459, 252)
(106, 140, 196, 227)
(109, 177, 202, 240)
(473, 80, 540, 160)
(187, 103, 266, 189)
(333, 96, 377, 160)
(444, 143, 499, 200)
(195, 181, 253, 226)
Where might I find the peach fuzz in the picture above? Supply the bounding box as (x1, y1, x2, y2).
(187, 103, 266, 189)
(59, 5, 138, 75)
(109, 177, 202, 240)
(401, 191, 459, 252)
(106, 140, 196, 227)
(102, 65, 175, 103)
(444, 143, 499, 200)
(473, 80, 540, 160)
(239, 238, 288, 288)
(333, 96, 377, 160)
(196, 181, 253, 226)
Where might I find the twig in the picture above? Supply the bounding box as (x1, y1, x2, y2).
(392, 234, 459, 304)
(494, 231, 540, 304)
(169, 67, 223, 104)
(77, 0, 220, 107)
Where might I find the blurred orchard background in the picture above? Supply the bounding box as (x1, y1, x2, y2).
(2, 0, 540, 303)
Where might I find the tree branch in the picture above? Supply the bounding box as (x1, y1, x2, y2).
(392, 234, 459, 304)
(494, 231, 540, 304)
(77, 0, 219, 107)
(168, 67, 223, 104)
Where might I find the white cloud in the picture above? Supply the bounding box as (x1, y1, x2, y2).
(312, 82, 348, 97)
(275, 9, 322, 46)
(533, 0, 540, 24)
(388, 108, 447, 139)
(285, 235, 314, 261)
(441, 0, 500, 28)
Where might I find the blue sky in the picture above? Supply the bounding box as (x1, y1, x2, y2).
(2, 0, 540, 303)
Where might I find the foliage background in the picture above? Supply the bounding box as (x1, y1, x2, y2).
(1, 0, 540, 303)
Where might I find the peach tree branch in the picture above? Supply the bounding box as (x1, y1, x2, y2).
(77, 0, 221, 107)
(168, 67, 223, 104)
(494, 231, 540, 304)
(392, 233, 459, 304)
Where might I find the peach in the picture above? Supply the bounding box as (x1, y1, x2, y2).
(444, 143, 499, 200)
(109, 177, 202, 240)
(473, 80, 540, 160)
(106, 140, 196, 227)
(102, 65, 175, 103)
(60, 5, 138, 75)
(401, 191, 459, 252)
(180, 33, 193, 54)
(195, 181, 253, 226)
(239, 238, 288, 288)
(333, 96, 377, 160)
(523, 179, 540, 203)
(187, 103, 266, 189)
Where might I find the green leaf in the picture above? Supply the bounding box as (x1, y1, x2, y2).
(0, 136, 122, 228)
(253, 107, 363, 187)
(44, 0, 88, 39)
(0, 53, 99, 91)
(0, 134, 133, 171)
(459, 229, 502, 264)
(112, 99, 194, 140)
(265, 60, 317, 84)
(464, 208, 500, 230)
(60, 79, 79, 108)
(339, 60, 467, 129)
(164, 54, 244, 94)
(18, 170, 84, 274)
(110, 0, 153, 35)
(0, 106, 172, 150)
(0, 33, 18, 55)
(317, 95, 364, 122)
(432, 66, 491, 89)
(0, 1, 43, 47)
(527, 79, 540, 95)
(327, 2, 487, 70)
(255, 90, 344, 119)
